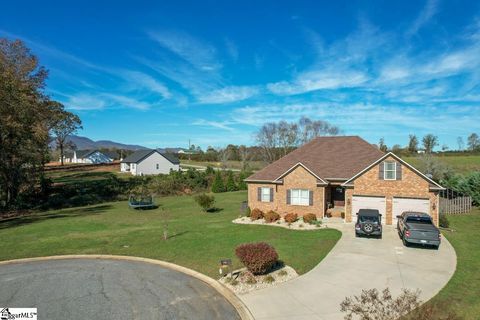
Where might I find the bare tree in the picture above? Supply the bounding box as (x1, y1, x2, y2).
(422, 134, 439, 153)
(256, 117, 340, 163)
(238, 145, 250, 171)
(217, 147, 231, 169)
(408, 134, 418, 153)
(256, 122, 279, 163)
(457, 136, 465, 151)
(378, 137, 388, 152)
(467, 133, 479, 151)
(277, 121, 299, 157)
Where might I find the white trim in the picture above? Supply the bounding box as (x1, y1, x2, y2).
(244, 179, 283, 184)
(383, 161, 396, 180)
(273, 162, 328, 184)
(342, 152, 445, 189)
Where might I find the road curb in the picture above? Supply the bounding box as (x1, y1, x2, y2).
(0, 254, 254, 320)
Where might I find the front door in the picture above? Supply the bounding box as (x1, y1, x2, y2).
(332, 187, 345, 207)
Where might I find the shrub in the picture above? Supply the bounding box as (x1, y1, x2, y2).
(250, 208, 264, 220)
(235, 242, 279, 275)
(284, 213, 298, 223)
(245, 206, 251, 217)
(303, 213, 317, 224)
(439, 214, 450, 228)
(263, 275, 275, 283)
(239, 271, 257, 284)
(225, 170, 238, 192)
(278, 270, 288, 276)
(211, 171, 225, 193)
(341, 288, 461, 320)
(341, 211, 345, 219)
(264, 210, 280, 223)
(194, 193, 215, 212)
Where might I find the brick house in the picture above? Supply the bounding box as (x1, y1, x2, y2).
(245, 136, 444, 226)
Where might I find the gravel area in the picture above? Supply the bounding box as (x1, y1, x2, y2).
(219, 265, 298, 295)
(233, 216, 326, 230)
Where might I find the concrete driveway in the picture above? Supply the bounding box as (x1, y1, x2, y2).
(240, 222, 456, 320)
(0, 258, 240, 320)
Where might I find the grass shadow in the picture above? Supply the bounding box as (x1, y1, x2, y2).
(167, 231, 189, 239)
(0, 204, 113, 230)
(206, 207, 223, 213)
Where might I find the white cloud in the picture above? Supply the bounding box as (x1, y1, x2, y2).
(59, 93, 151, 111)
(192, 119, 235, 131)
(65, 94, 108, 110)
(406, 0, 439, 36)
(120, 71, 172, 98)
(225, 38, 239, 62)
(148, 30, 221, 71)
(198, 86, 260, 104)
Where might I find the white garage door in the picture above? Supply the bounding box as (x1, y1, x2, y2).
(392, 197, 430, 226)
(351, 196, 386, 224)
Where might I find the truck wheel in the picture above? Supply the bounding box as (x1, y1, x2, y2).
(402, 236, 409, 247)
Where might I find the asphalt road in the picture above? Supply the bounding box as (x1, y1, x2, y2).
(0, 259, 240, 320)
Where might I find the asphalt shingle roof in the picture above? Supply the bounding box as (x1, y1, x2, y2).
(121, 149, 180, 165)
(246, 136, 384, 182)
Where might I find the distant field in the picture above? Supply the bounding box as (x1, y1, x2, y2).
(180, 159, 266, 171)
(403, 155, 480, 174)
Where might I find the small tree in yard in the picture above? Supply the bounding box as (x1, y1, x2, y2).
(226, 170, 237, 191)
(194, 193, 215, 212)
(160, 209, 170, 240)
(51, 106, 82, 166)
(211, 171, 225, 193)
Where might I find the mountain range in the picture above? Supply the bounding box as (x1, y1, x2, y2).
(50, 135, 147, 151)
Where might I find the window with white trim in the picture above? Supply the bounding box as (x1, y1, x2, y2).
(156, 164, 159, 170)
(384, 161, 396, 180)
(260, 187, 271, 202)
(290, 189, 310, 206)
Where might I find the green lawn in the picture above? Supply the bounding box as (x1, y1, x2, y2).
(403, 154, 480, 174)
(0, 191, 340, 278)
(424, 208, 480, 319)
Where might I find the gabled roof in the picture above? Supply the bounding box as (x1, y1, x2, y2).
(246, 136, 384, 182)
(121, 149, 180, 165)
(342, 152, 445, 190)
(75, 149, 95, 158)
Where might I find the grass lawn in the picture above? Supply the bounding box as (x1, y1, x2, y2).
(0, 191, 340, 278)
(403, 154, 480, 174)
(425, 208, 480, 319)
(46, 164, 127, 185)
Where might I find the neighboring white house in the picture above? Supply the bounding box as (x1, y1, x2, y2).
(60, 150, 116, 164)
(120, 149, 180, 176)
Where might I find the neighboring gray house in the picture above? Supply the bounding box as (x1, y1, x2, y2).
(120, 149, 180, 176)
(61, 150, 116, 164)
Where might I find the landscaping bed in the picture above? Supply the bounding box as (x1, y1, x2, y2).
(219, 265, 298, 294)
(233, 216, 325, 230)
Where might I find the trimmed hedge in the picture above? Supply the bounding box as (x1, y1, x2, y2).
(303, 213, 317, 224)
(250, 208, 264, 220)
(235, 242, 279, 275)
(284, 213, 298, 223)
(264, 210, 280, 223)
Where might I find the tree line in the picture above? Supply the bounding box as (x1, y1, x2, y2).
(378, 133, 480, 155)
(1, 38, 82, 210)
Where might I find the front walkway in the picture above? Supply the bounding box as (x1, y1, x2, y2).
(240, 222, 456, 320)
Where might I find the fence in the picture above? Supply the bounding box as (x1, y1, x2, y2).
(439, 189, 472, 214)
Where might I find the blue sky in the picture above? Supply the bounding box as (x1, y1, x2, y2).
(1, 0, 480, 150)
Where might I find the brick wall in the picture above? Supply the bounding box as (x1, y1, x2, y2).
(247, 165, 325, 217)
(345, 155, 439, 225)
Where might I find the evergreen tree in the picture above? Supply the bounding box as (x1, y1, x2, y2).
(211, 171, 225, 193)
(226, 170, 237, 192)
(237, 171, 248, 190)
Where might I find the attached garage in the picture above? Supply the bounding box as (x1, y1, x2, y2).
(351, 196, 386, 224)
(392, 197, 430, 226)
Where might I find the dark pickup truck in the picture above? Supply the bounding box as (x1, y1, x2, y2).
(397, 212, 441, 249)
